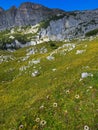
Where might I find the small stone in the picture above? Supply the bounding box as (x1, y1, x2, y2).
(32, 70, 40, 77)
(81, 72, 93, 78)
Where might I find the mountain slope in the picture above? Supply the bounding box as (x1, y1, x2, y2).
(0, 37, 98, 130)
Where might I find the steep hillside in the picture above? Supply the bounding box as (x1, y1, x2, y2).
(0, 37, 98, 130)
(0, 2, 98, 130)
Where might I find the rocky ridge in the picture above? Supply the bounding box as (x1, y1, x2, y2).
(0, 2, 64, 30)
(0, 2, 98, 49)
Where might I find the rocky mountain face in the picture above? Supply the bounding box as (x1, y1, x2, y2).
(0, 2, 98, 50)
(0, 2, 64, 30)
(39, 10, 98, 41)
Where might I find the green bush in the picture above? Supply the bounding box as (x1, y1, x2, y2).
(49, 41, 58, 49)
(85, 29, 98, 37)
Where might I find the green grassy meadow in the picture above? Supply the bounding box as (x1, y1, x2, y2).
(0, 37, 98, 130)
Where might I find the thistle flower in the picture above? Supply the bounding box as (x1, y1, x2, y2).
(19, 124, 23, 129)
(66, 89, 70, 94)
(40, 120, 47, 126)
(75, 94, 80, 99)
(35, 117, 40, 123)
(53, 102, 58, 107)
(84, 125, 89, 130)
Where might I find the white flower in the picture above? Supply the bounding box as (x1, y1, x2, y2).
(40, 120, 47, 126)
(75, 94, 80, 99)
(76, 50, 85, 54)
(35, 117, 40, 122)
(32, 70, 40, 77)
(53, 103, 58, 107)
(84, 125, 89, 130)
(66, 90, 70, 94)
(19, 124, 24, 129)
(46, 55, 55, 61)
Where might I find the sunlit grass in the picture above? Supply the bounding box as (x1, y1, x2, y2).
(0, 37, 98, 130)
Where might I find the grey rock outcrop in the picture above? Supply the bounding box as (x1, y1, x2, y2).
(0, 2, 64, 30)
(0, 2, 98, 50)
(39, 10, 98, 41)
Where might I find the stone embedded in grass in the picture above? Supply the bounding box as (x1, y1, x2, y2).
(28, 59, 40, 66)
(26, 48, 37, 56)
(32, 59, 40, 64)
(51, 43, 76, 56)
(32, 70, 40, 77)
(20, 55, 29, 62)
(0, 55, 15, 64)
(19, 66, 27, 71)
(81, 72, 93, 78)
(40, 47, 48, 54)
(84, 125, 89, 130)
(61, 43, 76, 52)
(46, 55, 55, 61)
(76, 50, 86, 54)
(62, 43, 75, 50)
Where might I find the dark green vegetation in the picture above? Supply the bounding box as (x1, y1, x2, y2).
(85, 29, 98, 37)
(0, 37, 98, 130)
